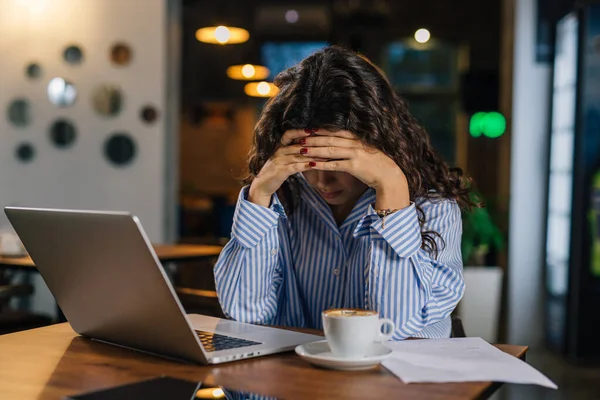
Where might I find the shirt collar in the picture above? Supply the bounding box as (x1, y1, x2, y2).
(294, 173, 376, 233)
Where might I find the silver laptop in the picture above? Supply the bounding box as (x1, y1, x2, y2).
(5, 207, 321, 364)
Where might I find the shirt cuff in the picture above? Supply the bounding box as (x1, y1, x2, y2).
(230, 186, 285, 248)
(354, 203, 422, 258)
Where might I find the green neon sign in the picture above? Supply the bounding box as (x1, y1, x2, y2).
(469, 112, 506, 138)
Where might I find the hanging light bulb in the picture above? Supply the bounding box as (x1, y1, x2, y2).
(214, 26, 231, 43)
(244, 82, 279, 98)
(414, 28, 431, 44)
(195, 25, 249, 45)
(226, 64, 270, 80)
(242, 64, 255, 78)
(257, 82, 270, 95)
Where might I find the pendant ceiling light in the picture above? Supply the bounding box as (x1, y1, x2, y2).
(195, 25, 249, 45)
(226, 64, 270, 81)
(244, 82, 279, 98)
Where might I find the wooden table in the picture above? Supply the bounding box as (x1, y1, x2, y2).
(0, 323, 528, 400)
(0, 244, 223, 270)
(0, 244, 223, 321)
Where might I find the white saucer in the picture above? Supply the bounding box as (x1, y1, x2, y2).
(295, 340, 392, 371)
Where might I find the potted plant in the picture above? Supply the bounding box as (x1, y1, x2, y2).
(459, 192, 505, 342)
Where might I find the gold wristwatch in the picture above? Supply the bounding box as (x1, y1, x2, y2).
(373, 208, 399, 229)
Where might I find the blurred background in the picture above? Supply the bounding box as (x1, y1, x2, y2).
(1, 0, 600, 398)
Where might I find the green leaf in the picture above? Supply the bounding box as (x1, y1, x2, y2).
(461, 191, 505, 265)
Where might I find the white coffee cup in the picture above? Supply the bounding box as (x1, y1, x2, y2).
(322, 308, 395, 358)
(0, 232, 26, 257)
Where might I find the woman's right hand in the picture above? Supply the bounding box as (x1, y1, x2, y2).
(248, 129, 315, 208)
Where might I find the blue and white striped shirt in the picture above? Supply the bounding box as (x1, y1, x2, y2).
(214, 175, 465, 339)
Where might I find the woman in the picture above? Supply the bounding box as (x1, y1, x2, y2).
(214, 46, 471, 339)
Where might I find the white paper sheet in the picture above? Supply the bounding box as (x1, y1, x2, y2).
(382, 337, 557, 389)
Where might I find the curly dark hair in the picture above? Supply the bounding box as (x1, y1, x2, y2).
(244, 45, 475, 256)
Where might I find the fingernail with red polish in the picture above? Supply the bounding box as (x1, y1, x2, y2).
(300, 148, 308, 154)
(309, 161, 316, 167)
(304, 128, 312, 133)
(299, 138, 306, 145)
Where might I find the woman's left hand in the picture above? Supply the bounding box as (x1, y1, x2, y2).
(300, 129, 411, 209)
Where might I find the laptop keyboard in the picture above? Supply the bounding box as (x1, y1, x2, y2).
(196, 330, 262, 353)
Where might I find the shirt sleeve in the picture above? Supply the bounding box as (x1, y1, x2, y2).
(354, 199, 465, 339)
(230, 187, 282, 248)
(214, 186, 286, 324)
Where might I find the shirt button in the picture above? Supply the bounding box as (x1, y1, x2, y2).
(271, 248, 277, 256)
(373, 268, 379, 278)
(333, 268, 340, 276)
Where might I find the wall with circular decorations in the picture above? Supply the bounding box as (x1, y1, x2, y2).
(0, 0, 178, 246)
(0, 0, 180, 317)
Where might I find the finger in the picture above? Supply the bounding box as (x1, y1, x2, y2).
(277, 144, 305, 156)
(278, 142, 356, 156)
(285, 155, 322, 164)
(301, 135, 360, 149)
(274, 153, 322, 164)
(313, 129, 356, 139)
(301, 146, 356, 160)
(280, 129, 310, 146)
(284, 161, 315, 175)
(309, 160, 352, 172)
